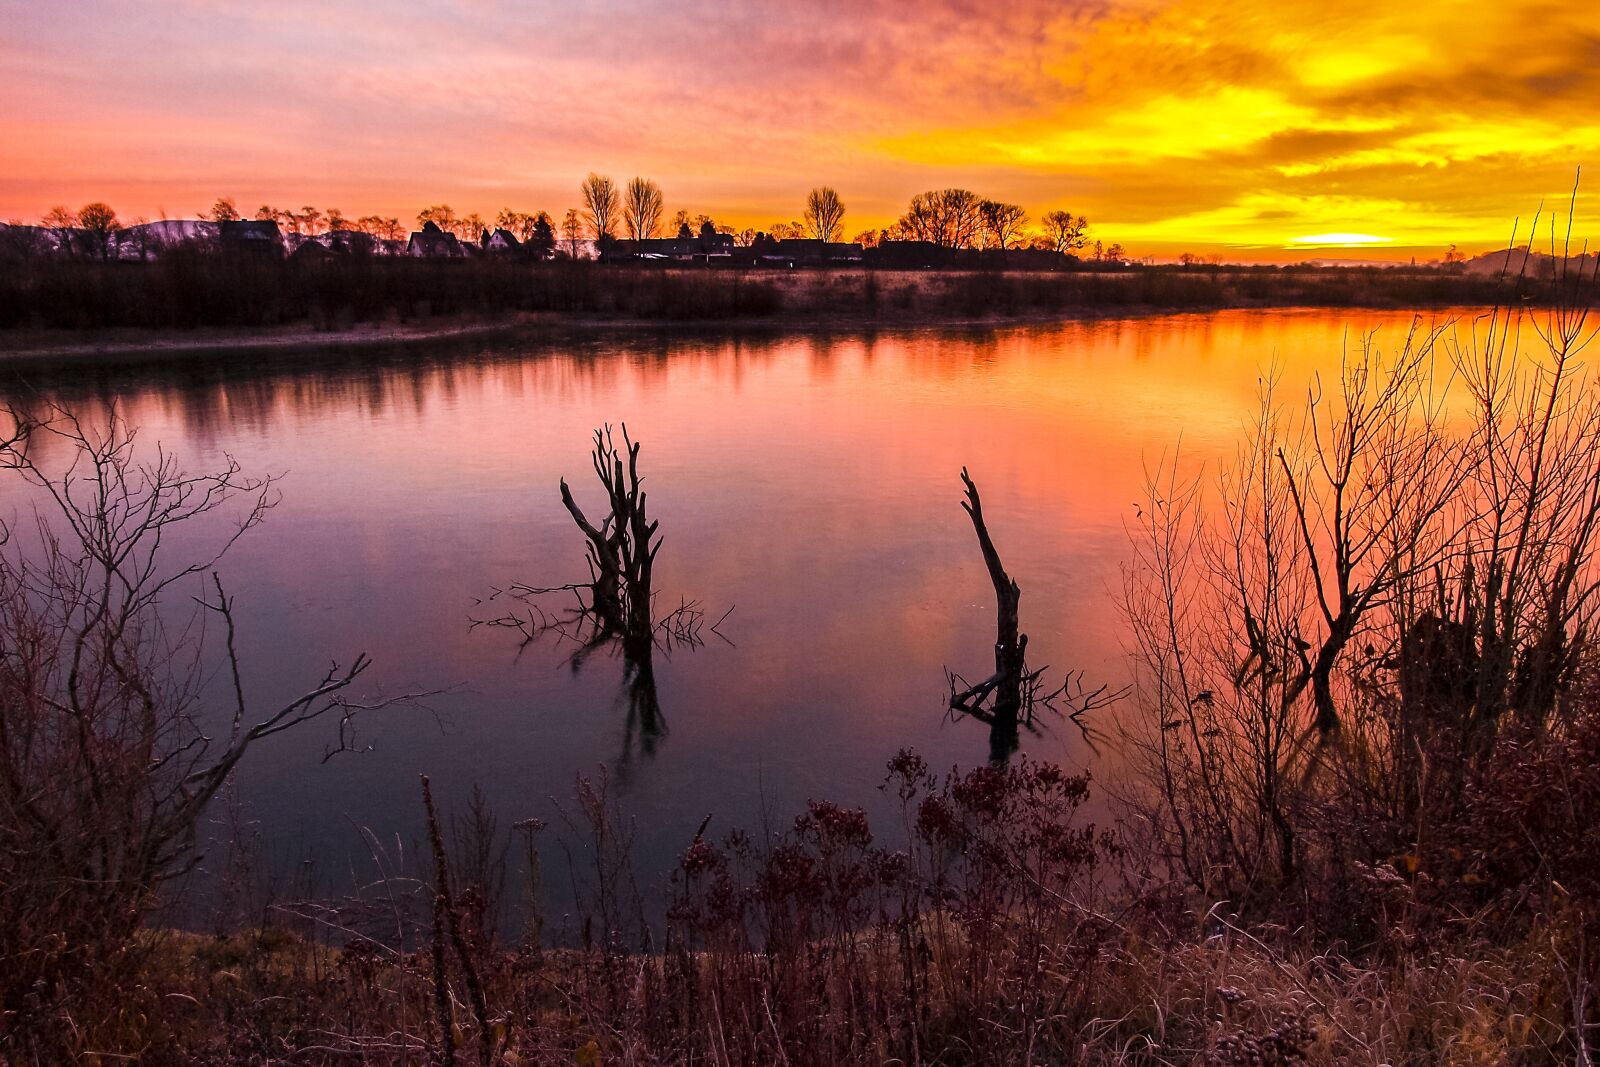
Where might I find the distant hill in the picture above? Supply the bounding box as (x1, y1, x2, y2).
(0, 219, 413, 260)
(1462, 247, 1599, 278)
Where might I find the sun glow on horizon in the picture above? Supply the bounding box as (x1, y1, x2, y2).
(1288, 233, 1395, 248)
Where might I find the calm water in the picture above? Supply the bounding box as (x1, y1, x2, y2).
(0, 308, 1485, 914)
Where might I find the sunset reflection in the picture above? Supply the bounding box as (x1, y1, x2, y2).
(3, 310, 1497, 779)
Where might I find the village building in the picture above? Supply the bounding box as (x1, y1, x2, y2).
(774, 238, 865, 265)
(863, 240, 945, 270)
(406, 220, 465, 258)
(219, 219, 284, 256)
(323, 229, 379, 255)
(482, 228, 520, 253)
(622, 229, 735, 263)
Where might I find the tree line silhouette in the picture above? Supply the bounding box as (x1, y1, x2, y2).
(7, 178, 1111, 260)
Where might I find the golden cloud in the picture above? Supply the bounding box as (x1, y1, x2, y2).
(0, 0, 1594, 258)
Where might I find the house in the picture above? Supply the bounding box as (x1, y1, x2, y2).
(482, 228, 520, 253)
(631, 237, 697, 261)
(324, 229, 378, 256)
(623, 230, 735, 263)
(219, 219, 284, 256)
(774, 239, 865, 266)
(407, 221, 465, 258)
(864, 240, 946, 270)
(697, 231, 735, 257)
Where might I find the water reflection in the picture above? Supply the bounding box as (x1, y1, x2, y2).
(0, 309, 1500, 898)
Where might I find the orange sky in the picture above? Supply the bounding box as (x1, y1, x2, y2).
(1, 0, 1596, 260)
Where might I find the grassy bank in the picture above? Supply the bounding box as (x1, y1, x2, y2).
(25, 728, 1600, 1064)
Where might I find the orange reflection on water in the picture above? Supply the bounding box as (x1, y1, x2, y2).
(0, 307, 1525, 892)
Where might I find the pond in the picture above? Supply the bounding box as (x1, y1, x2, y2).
(0, 307, 1488, 924)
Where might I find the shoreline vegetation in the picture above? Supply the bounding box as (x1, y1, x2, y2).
(0, 260, 1576, 366)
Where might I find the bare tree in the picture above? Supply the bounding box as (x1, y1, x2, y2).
(1122, 324, 1467, 891)
(581, 174, 619, 243)
(201, 197, 240, 223)
(75, 202, 119, 261)
(357, 215, 404, 241)
(119, 216, 165, 261)
(1454, 234, 1600, 735)
(623, 177, 664, 244)
(561, 208, 585, 258)
(978, 200, 1028, 251)
(0, 219, 49, 261)
(938, 190, 983, 249)
(495, 209, 537, 242)
(899, 189, 982, 249)
(1041, 210, 1090, 255)
(804, 186, 846, 243)
(417, 204, 459, 235)
(1275, 324, 1467, 735)
(459, 212, 488, 243)
(41, 205, 78, 257)
(0, 408, 419, 1055)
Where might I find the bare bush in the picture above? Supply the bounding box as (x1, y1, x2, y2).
(0, 408, 412, 1057)
(1121, 209, 1600, 922)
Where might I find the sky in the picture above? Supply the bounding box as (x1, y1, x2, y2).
(1, 0, 1596, 260)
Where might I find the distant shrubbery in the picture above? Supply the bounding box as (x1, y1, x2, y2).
(934, 263, 1536, 315)
(0, 251, 783, 331)
(0, 241, 1561, 336)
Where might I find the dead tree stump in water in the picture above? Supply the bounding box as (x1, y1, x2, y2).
(474, 425, 733, 766)
(557, 425, 661, 657)
(946, 469, 1125, 760)
(951, 467, 1027, 723)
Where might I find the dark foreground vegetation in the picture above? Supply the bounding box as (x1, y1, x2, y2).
(0, 249, 1566, 336)
(2, 248, 1599, 1063)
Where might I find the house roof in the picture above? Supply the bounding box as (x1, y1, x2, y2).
(408, 222, 465, 256)
(629, 235, 735, 257)
(774, 239, 865, 259)
(220, 219, 282, 241)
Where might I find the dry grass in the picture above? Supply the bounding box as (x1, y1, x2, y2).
(8, 735, 1593, 1064)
